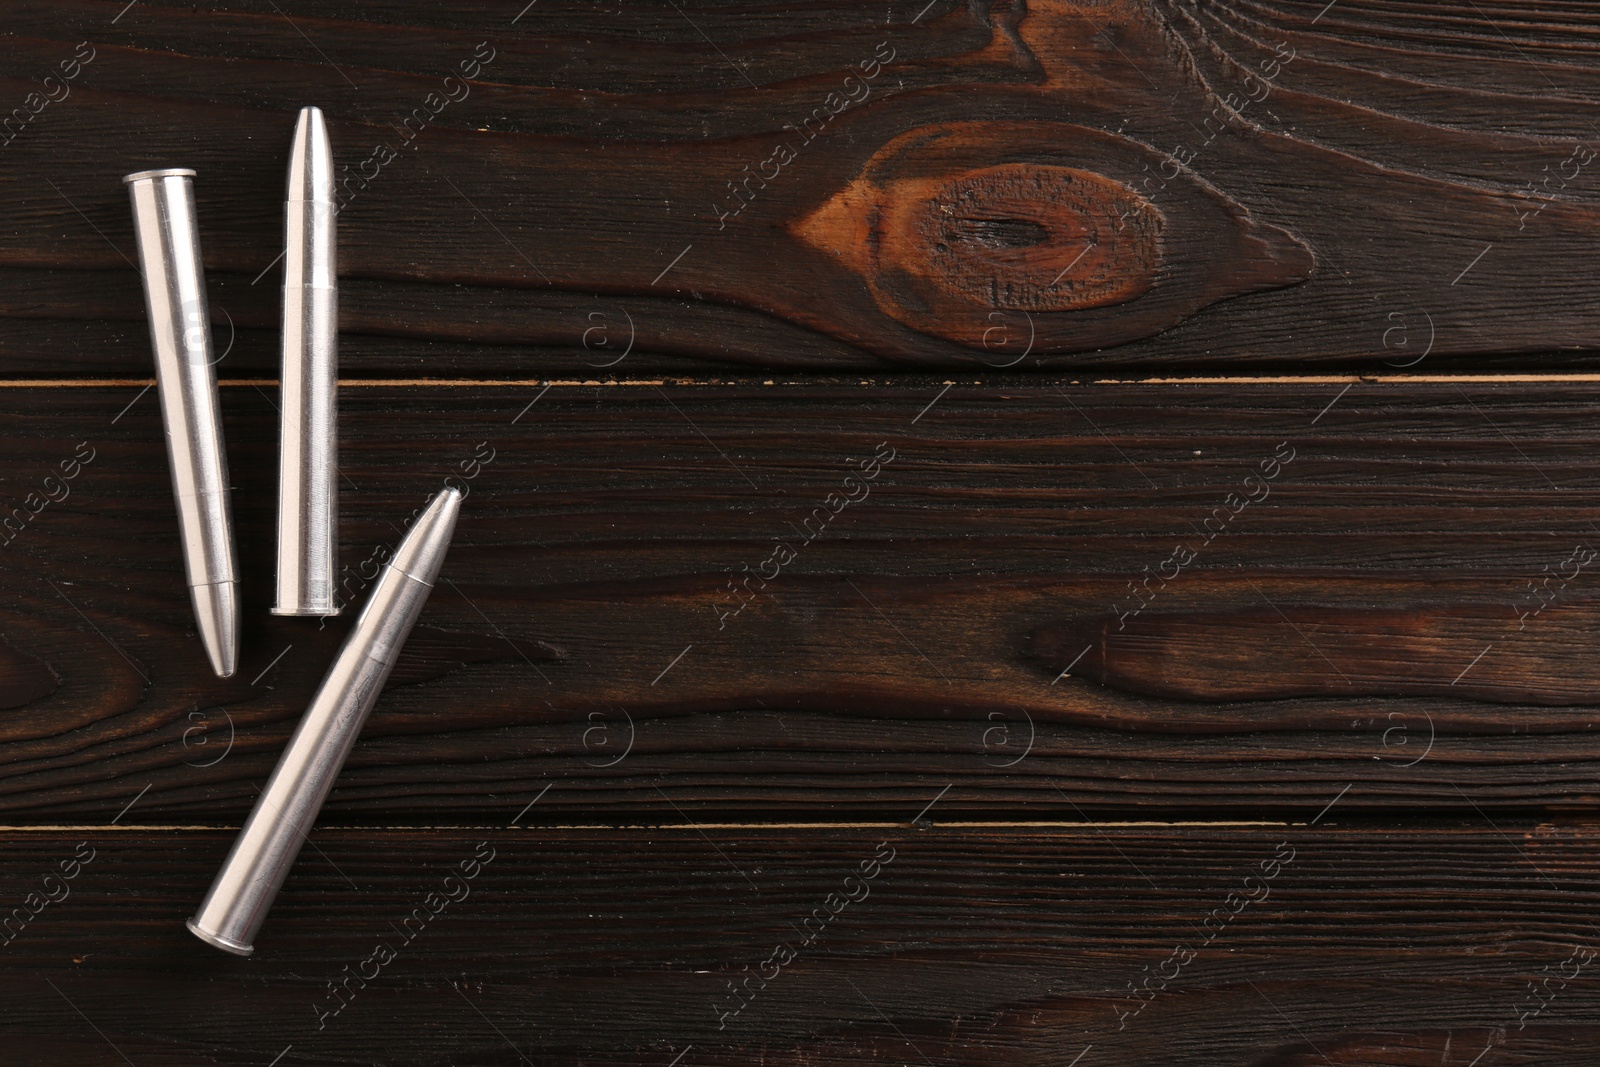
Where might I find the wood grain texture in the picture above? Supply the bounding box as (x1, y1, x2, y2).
(6, 4, 1600, 1064)
(3, 379, 1600, 822)
(3, 1, 1600, 371)
(0, 824, 1595, 1065)
(1035, 596, 1600, 705)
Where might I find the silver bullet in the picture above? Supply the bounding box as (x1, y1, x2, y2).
(187, 488, 464, 955)
(274, 106, 339, 617)
(124, 168, 239, 679)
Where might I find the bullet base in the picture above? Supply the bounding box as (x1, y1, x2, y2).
(186, 917, 254, 956)
(270, 604, 340, 617)
(123, 167, 197, 184)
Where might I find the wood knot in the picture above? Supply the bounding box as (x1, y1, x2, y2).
(791, 120, 1310, 357)
(922, 163, 1160, 312)
(795, 159, 1161, 351)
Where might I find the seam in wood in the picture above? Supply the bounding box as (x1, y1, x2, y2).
(7, 373, 1600, 388)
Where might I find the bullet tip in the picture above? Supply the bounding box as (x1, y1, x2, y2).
(288, 106, 335, 203)
(191, 581, 239, 679)
(390, 487, 464, 586)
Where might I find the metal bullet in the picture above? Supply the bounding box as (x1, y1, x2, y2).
(275, 106, 339, 617)
(123, 168, 239, 679)
(187, 488, 464, 955)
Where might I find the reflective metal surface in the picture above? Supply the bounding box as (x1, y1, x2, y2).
(123, 168, 239, 679)
(274, 106, 340, 617)
(187, 488, 463, 955)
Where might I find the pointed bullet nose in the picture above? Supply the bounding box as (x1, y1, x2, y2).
(287, 106, 335, 204)
(191, 580, 239, 678)
(391, 488, 463, 587)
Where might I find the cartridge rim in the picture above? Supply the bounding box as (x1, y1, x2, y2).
(185, 917, 254, 956)
(122, 167, 197, 184)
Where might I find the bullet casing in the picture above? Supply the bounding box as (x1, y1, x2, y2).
(123, 168, 239, 679)
(187, 488, 463, 955)
(275, 106, 340, 617)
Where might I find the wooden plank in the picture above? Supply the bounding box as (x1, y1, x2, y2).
(4, 379, 1600, 821)
(0, 823, 1595, 1065)
(4, 2, 1600, 371)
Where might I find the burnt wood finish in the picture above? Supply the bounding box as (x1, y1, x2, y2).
(6, 1, 1600, 1064)
(3, 0, 1600, 371)
(1, 379, 1598, 822)
(0, 824, 1595, 1066)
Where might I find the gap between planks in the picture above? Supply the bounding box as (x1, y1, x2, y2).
(7, 374, 1600, 389)
(0, 820, 1292, 832)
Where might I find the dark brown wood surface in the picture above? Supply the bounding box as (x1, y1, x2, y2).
(3, 379, 1600, 823)
(5, 0, 1600, 372)
(0, 824, 1598, 1067)
(7, 0, 1600, 1063)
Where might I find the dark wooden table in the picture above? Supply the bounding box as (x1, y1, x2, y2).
(5, 1, 1600, 1063)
